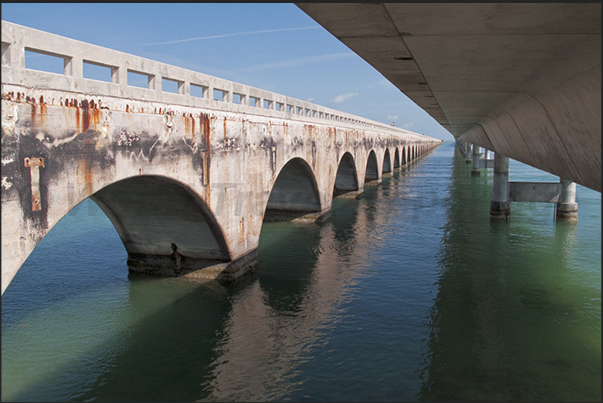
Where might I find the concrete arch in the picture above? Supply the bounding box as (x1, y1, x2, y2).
(333, 152, 359, 197)
(383, 148, 392, 174)
(91, 175, 231, 275)
(264, 157, 322, 221)
(365, 150, 380, 183)
(394, 147, 401, 169)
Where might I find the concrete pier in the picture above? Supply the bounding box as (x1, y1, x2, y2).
(471, 145, 482, 176)
(488, 152, 578, 223)
(490, 153, 510, 219)
(556, 179, 578, 222)
(462, 142, 472, 163)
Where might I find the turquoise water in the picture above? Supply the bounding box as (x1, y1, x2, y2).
(2, 142, 600, 401)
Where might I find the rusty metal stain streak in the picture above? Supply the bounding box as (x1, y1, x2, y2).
(24, 157, 44, 211)
(199, 113, 211, 187)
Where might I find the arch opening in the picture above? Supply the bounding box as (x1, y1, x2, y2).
(333, 152, 359, 197)
(365, 151, 379, 183)
(264, 158, 322, 222)
(383, 149, 392, 174)
(91, 175, 231, 276)
(394, 148, 400, 169)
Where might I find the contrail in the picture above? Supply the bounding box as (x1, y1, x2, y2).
(141, 26, 321, 46)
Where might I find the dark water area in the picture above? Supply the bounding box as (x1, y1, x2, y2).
(2, 142, 600, 401)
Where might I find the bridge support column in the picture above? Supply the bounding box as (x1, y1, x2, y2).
(490, 153, 510, 219)
(471, 144, 482, 176)
(556, 178, 578, 222)
(465, 143, 472, 164)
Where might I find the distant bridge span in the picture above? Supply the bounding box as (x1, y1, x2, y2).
(1, 21, 441, 293)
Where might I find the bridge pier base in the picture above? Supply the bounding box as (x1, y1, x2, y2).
(471, 145, 483, 176)
(465, 142, 473, 163)
(489, 152, 578, 222)
(335, 189, 364, 199)
(364, 178, 382, 186)
(263, 208, 331, 223)
(556, 179, 578, 222)
(127, 249, 258, 284)
(490, 153, 511, 220)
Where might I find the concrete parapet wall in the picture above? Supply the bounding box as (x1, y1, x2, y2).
(1, 20, 433, 141)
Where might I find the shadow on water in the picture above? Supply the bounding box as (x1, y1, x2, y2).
(2, 185, 369, 402)
(416, 145, 601, 402)
(255, 221, 323, 314)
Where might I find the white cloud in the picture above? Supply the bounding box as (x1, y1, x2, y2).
(402, 122, 415, 130)
(331, 92, 359, 104)
(307, 97, 315, 102)
(387, 114, 399, 120)
(142, 26, 321, 46)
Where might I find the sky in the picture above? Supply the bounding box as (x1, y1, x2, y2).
(1, 3, 454, 141)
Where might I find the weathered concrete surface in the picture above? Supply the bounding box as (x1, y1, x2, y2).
(0, 21, 441, 294)
(297, 3, 601, 192)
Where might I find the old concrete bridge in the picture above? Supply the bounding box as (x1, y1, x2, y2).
(1, 21, 441, 294)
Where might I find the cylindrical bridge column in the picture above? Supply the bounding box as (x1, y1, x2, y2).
(465, 142, 472, 163)
(556, 178, 578, 222)
(471, 144, 482, 176)
(490, 153, 510, 219)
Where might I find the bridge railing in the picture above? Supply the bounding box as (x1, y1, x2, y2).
(1, 20, 437, 142)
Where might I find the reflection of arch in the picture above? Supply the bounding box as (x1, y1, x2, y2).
(91, 175, 230, 275)
(383, 149, 392, 173)
(365, 150, 379, 182)
(333, 152, 359, 197)
(264, 158, 322, 221)
(394, 147, 400, 169)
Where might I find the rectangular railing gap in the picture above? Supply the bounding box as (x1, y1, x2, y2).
(83, 60, 113, 82)
(127, 70, 153, 89)
(190, 83, 207, 98)
(162, 77, 180, 94)
(24, 48, 66, 75)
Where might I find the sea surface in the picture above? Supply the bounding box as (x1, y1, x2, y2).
(2, 142, 600, 402)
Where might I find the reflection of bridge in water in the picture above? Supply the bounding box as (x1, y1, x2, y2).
(1, 21, 441, 294)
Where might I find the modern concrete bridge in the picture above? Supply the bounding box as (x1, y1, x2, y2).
(297, 3, 601, 193)
(0, 21, 441, 294)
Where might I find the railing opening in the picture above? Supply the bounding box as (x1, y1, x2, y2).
(213, 89, 226, 102)
(233, 93, 244, 105)
(24, 48, 66, 75)
(190, 83, 207, 99)
(83, 60, 112, 82)
(162, 77, 181, 94)
(127, 70, 153, 89)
